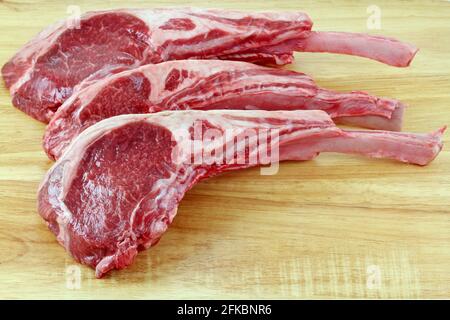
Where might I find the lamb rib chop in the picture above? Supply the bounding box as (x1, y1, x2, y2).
(37, 110, 444, 278)
(43, 60, 405, 160)
(2, 8, 417, 122)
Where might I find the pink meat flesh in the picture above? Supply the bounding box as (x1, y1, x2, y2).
(43, 60, 405, 160)
(37, 110, 444, 278)
(2, 8, 417, 122)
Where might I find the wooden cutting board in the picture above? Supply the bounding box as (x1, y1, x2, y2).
(0, 0, 448, 299)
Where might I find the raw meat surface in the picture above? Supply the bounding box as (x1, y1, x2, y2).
(37, 110, 444, 277)
(43, 60, 405, 160)
(2, 8, 418, 122)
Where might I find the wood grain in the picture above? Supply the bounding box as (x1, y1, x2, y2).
(0, 0, 449, 299)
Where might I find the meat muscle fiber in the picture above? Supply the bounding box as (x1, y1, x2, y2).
(37, 110, 444, 277)
(2, 8, 417, 122)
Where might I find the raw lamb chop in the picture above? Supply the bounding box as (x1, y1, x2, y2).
(37, 110, 444, 278)
(2, 8, 417, 122)
(43, 60, 405, 160)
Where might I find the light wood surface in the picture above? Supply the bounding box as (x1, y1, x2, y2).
(0, 0, 449, 299)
